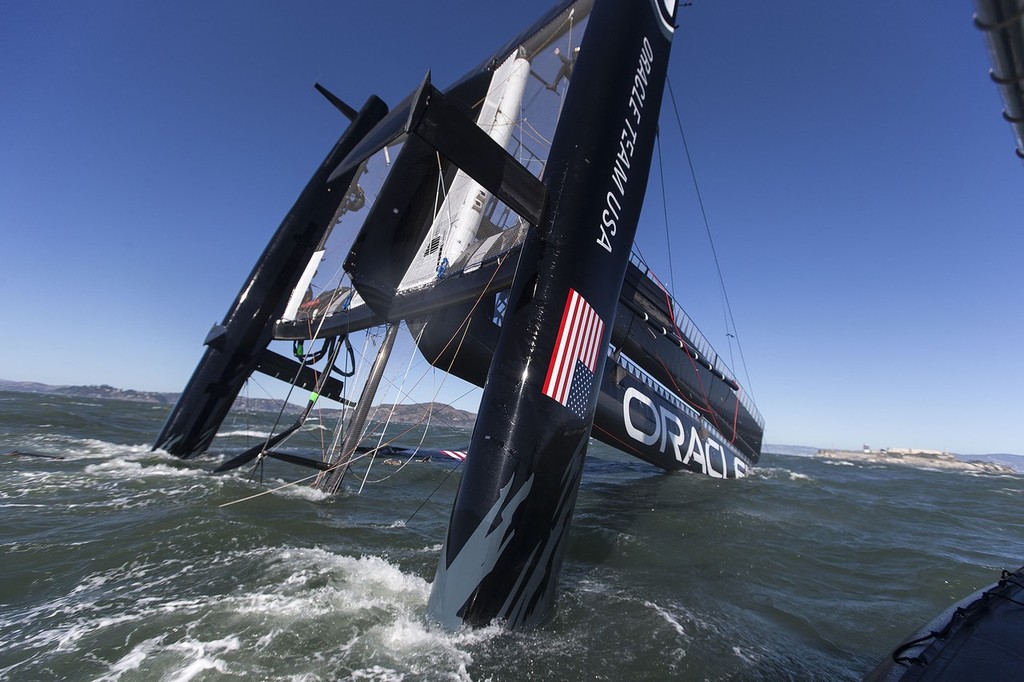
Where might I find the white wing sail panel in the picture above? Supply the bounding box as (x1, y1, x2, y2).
(398, 54, 531, 293)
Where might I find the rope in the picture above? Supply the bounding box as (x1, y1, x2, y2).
(405, 458, 465, 524)
(655, 131, 677, 298)
(220, 251, 510, 508)
(666, 77, 755, 399)
(358, 322, 428, 493)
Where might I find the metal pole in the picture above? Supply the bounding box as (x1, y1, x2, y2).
(317, 324, 399, 494)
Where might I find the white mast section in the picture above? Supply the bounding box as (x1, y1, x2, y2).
(397, 51, 531, 292)
(281, 249, 325, 321)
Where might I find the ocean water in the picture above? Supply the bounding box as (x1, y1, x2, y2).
(2, 390, 1023, 681)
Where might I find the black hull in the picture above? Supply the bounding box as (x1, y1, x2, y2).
(428, 0, 678, 629)
(594, 362, 753, 478)
(153, 97, 387, 457)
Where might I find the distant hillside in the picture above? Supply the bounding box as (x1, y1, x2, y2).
(0, 379, 178, 405)
(0, 379, 476, 428)
(372, 402, 477, 429)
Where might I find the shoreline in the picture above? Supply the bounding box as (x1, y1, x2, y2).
(816, 448, 1016, 475)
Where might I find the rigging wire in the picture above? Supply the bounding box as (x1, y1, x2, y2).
(655, 131, 678, 299)
(665, 76, 756, 399)
(219, 250, 510, 508)
(313, 326, 379, 487)
(358, 321, 427, 493)
(360, 384, 479, 486)
(219, 27, 562, 504)
(405, 459, 465, 525)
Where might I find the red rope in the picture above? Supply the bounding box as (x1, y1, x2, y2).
(592, 422, 647, 459)
(730, 393, 739, 444)
(654, 350, 721, 434)
(644, 262, 727, 439)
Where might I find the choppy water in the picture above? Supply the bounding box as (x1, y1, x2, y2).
(2, 390, 1023, 681)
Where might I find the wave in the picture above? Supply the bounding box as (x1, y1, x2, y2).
(213, 430, 271, 439)
(0, 546, 499, 681)
(749, 466, 815, 482)
(83, 458, 205, 480)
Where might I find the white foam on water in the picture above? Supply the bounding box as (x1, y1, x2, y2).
(244, 549, 498, 680)
(58, 437, 157, 460)
(214, 429, 272, 439)
(643, 600, 690, 639)
(57, 613, 146, 652)
(266, 479, 330, 502)
(3, 542, 499, 681)
(750, 466, 814, 482)
(731, 645, 760, 666)
(164, 637, 239, 681)
(84, 458, 204, 479)
(93, 635, 165, 681)
(0, 556, 207, 655)
(345, 666, 405, 681)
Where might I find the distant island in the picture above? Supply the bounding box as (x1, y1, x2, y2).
(0, 379, 477, 429)
(817, 447, 1016, 475)
(0, 379, 178, 404)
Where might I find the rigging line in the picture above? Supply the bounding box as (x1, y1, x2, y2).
(259, 286, 346, 463)
(219, 470, 323, 508)
(358, 321, 426, 493)
(520, 112, 552, 146)
(655, 131, 677, 299)
(357, 356, 478, 436)
(314, 326, 378, 487)
(352, 251, 508, 486)
(247, 331, 347, 480)
(312, 400, 468, 484)
(654, 347, 722, 433)
(405, 458, 465, 525)
(316, 271, 490, 491)
(218, 380, 475, 508)
(552, 12, 575, 124)
(362, 385, 480, 485)
(255, 252, 505, 500)
(232, 372, 294, 458)
(666, 77, 756, 398)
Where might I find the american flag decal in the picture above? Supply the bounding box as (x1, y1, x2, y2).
(441, 450, 467, 462)
(541, 288, 605, 416)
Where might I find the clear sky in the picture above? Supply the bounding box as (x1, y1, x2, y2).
(1, 1, 1021, 455)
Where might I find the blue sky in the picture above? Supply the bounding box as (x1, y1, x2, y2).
(1, 1, 1020, 455)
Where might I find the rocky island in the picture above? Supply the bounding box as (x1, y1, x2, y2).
(816, 447, 1016, 475)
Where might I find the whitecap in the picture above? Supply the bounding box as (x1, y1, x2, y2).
(731, 645, 760, 666)
(84, 458, 202, 479)
(643, 600, 689, 639)
(266, 480, 330, 503)
(164, 636, 239, 682)
(94, 635, 165, 681)
(214, 429, 272, 439)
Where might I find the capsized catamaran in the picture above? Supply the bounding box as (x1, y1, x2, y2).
(154, 0, 764, 629)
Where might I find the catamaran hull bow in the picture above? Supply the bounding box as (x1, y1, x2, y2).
(428, 0, 678, 629)
(152, 97, 387, 457)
